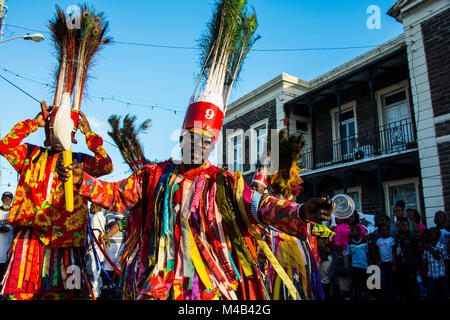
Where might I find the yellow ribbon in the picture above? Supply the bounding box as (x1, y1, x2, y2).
(234, 172, 301, 300)
(38, 151, 48, 182)
(188, 225, 214, 291)
(17, 230, 31, 289)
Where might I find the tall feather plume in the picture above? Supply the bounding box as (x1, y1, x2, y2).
(193, 0, 260, 109)
(108, 115, 151, 173)
(49, 4, 110, 112)
(268, 129, 305, 200)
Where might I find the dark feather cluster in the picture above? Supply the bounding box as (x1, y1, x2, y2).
(108, 114, 151, 173)
(268, 129, 305, 199)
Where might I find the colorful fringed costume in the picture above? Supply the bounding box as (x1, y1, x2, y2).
(0, 119, 113, 298)
(259, 129, 335, 300)
(76, 160, 312, 300)
(264, 223, 334, 300)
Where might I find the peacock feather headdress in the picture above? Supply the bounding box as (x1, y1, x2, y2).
(183, 0, 260, 141)
(47, 4, 110, 147)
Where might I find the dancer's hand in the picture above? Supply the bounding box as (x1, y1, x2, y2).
(77, 110, 92, 135)
(301, 197, 333, 222)
(56, 157, 84, 185)
(33, 112, 47, 127)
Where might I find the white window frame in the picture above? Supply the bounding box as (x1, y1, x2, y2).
(335, 186, 363, 212)
(375, 80, 412, 153)
(330, 100, 357, 161)
(227, 129, 244, 172)
(383, 177, 420, 218)
(249, 118, 269, 170)
(375, 80, 411, 129)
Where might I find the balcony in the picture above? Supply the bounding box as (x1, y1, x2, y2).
(300, 119, 417, 170)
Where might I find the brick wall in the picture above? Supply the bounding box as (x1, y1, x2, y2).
(421, 8, 450, 118)
(312, 96, 334, 164)
(422, 8, 450, 213)
(437, 141, 450, 212)
(435, 120, 450, 137)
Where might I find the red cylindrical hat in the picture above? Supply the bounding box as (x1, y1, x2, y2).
(182, 101, 224, 141)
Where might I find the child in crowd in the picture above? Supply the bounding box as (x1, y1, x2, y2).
(395, 218, 421, 300)
(368, 215, 391, 264)
(434, 212, 449, 277)
(347, 225, 369, 300)
(407, 209, 427, 294)
(375, 223, 396, 300)
(423, 227, 448, 300)
(335, 210, 367, 300)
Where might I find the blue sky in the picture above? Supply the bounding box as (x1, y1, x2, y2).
(0, 0, 404, 192)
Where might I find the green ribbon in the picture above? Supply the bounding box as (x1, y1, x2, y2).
(216, 170, 255, 277)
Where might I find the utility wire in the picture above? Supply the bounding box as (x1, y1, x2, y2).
(0, 72, 120, 149)
(5, 23, 385, 52)
(0, 73, 40, 102)
(0, 67, 184, 114)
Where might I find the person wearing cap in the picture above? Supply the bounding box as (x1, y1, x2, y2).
(0, 109, 113, 300)
(251, 169, 269, 195)
(0, 191, 14, 285)
(57, 0, 332, 300)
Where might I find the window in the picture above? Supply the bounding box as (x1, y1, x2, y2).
(376, 81, 413, 154)
(232, 135, 242, 172)
(383, 178, 420, 218)
(382, 89, 412, 151)
(227, 130, 244, 172)
(296, 120, 308, 133)
(339, 109, 357, 158)
(250, 119, 268, 168)
(336, 187, 362, 212)
(255, 125, 267, 163)
(331, 101, 357, 161)
(347, 191, 361, 212)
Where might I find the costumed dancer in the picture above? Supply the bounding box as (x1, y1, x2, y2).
(262, 130, 335, 300)
(57, 0, 332, 300)
(0, 5, 113, 300)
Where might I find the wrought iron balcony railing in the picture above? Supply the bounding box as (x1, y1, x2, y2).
(300, 119, 417, 170)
